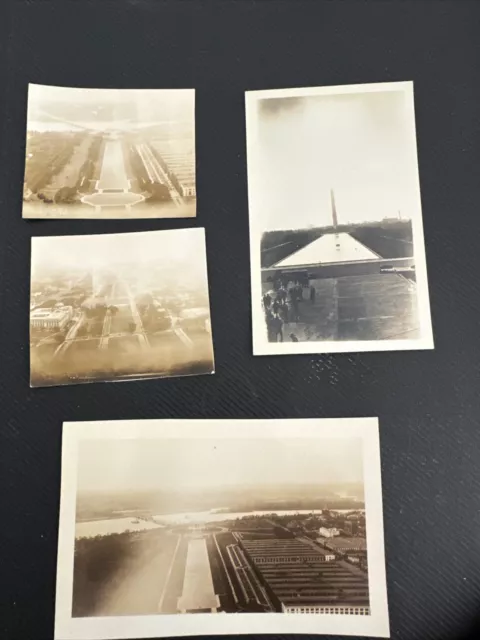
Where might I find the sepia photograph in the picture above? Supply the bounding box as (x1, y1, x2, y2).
(55, 418, 389, 639)
(29, 229, 214, 387)
(23, 84, 196, 219)
(246, 81, 434, 356)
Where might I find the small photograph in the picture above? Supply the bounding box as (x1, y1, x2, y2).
(55, 418, 389, 640)
(246, 81, 433, 355)
(23, 84, 196, 219)
(30, 229, 214, 386)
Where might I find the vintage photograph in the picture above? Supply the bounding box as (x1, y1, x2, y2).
(246, 81, 434, 355)
(55, 418, 389, 639)
(30, 229, 214, 387)
(23, 84, 196, 219)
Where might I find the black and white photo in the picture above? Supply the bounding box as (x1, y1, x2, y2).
(55, 418, 389, 639)
(246, 81, 433, 355)
(30, 229, 214, 386)
(23, 85, 196, 219)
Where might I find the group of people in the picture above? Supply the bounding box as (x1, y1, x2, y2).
(262, 279, 316, 342)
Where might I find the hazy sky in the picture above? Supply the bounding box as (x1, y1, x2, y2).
(27, 84, 194, 130)
(253, 89, 419, 230)
(77, 437, 363, 493)
(31, 229, 208, 279)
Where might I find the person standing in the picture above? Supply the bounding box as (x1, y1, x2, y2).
(310, 285, 316, 305)
(265, 309, 275, 341)
(291, 296, 300, 322)
(288, 283, 296, 303)
(295, 281, 303, 303)
(271, 313, 284, 342)
(278, 284, 287, 304)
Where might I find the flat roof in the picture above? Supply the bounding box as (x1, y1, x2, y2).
(274, 232, 380, 268)
(256, 559, 369, 607)
(243, 539, 333, 558)
(31, 306, 70, 319)
(325, 537, 367, 550)
(177, 538, 218, 612)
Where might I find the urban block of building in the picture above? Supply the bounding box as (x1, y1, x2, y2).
(150, 138, 196, 198)
(242, 538, 335, 564)
(324, 537, 367, 553)
(344, 520, 360, 536)
(319, 527, 340, 538)
(240, 537, 369, 615)
(30, 305, 73, 331)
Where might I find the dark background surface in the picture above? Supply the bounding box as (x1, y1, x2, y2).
(1, 1, 480, 639)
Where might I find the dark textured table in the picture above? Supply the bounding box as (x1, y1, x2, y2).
(1, 1, 480, 639)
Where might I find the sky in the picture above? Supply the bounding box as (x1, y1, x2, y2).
(27, 84, 194, 131)
(76, 436, 363, 493)
(251, 89, 419, 230)
(31, 229, 208, 279)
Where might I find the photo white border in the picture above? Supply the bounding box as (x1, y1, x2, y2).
(55, 417, 389, 639)
(245, 81, 434, 356)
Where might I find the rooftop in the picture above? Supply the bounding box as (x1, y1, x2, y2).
(255, 560, 369, 607)
(324, 537, 367, 550)
(242, 538, 333, 558)
(31, 306, 71, 320)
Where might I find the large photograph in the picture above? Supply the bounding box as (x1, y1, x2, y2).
(55, 419, 389, 639)
(23, 84, 196, 219)
(30, 229, 214, 386)
(246, 81, 433, 355)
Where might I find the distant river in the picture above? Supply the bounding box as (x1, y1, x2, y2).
(76, 508, 364, 538)
(153, 508, 363, 525)
(75, 517, 163, 539)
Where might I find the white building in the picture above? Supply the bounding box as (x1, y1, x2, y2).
(30, 305, 73, 331)
(181, 184, 196, 197)
(319, 527, 340, 538)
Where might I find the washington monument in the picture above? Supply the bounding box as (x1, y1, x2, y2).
(331, 189, 338, 230)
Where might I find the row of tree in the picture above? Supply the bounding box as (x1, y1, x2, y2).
(25, 134, 82, 195)
(48, 135, 105, 204)
(72, 532, 135, 617)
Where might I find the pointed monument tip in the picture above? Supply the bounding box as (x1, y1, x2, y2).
(330, 189, 338, 228)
